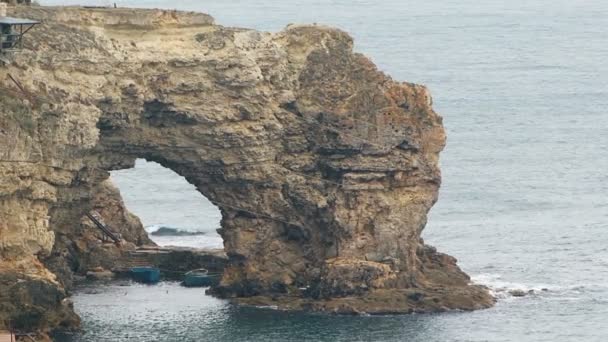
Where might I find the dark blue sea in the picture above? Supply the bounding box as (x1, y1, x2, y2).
(46, 0, 608, 341)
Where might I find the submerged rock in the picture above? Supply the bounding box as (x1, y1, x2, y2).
(509, 290, 527, 297)
(0, 5, 494, 334)
(508, 289, 535, 297)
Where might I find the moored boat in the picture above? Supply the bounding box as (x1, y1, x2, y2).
(182, 268, 220, 287)
(130, 267, 161, 284)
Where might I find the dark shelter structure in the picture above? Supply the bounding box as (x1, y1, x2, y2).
(0, 16, 38, 52)
(0, 1, 33, 5)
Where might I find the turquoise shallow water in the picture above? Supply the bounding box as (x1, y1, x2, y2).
(44, 0, 608, 341)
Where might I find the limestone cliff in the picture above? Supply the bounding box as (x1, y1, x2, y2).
(0, 5, 493, 334)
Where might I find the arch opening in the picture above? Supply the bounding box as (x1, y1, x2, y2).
(110, 159, 223, 249)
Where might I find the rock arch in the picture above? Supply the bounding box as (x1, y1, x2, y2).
(0, 7, 492, 332)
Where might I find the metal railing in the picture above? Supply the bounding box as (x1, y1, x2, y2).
(85, 212, 122, 244)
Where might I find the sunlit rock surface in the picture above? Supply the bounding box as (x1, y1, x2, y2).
(0, 5, 493, 335)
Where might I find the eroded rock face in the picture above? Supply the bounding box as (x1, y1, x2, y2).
(0, 5, 493, 332)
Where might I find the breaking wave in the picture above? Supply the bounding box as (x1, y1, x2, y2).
(470, 273, 607, 300)
(147, 225, 207, 237)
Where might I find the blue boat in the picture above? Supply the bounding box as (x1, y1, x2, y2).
(130, 267, 161, 284)
(182, 268, 220, 287)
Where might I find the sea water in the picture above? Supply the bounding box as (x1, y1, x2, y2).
(45, 0, 608, 341)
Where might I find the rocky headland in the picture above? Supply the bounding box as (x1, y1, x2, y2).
(0, 5, 494, 338)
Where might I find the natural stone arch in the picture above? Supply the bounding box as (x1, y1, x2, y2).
(0, 7, 493, 330)
(87, 21, 484, 310)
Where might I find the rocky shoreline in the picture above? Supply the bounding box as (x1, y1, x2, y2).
(0, 4, 493, 338)
(215, 243, 494, 314)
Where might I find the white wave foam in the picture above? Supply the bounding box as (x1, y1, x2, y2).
(472, 273, 608, 301)
(144, 225, 223, 249)
(146, 225, 209, 234)
(471, 273, 551, 299)
(145, 224, 163, 233)
(150, 234, 224, 249)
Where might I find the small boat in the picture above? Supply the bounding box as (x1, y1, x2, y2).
(182, 268, 220, 287)
(130, 267, 161, 284)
